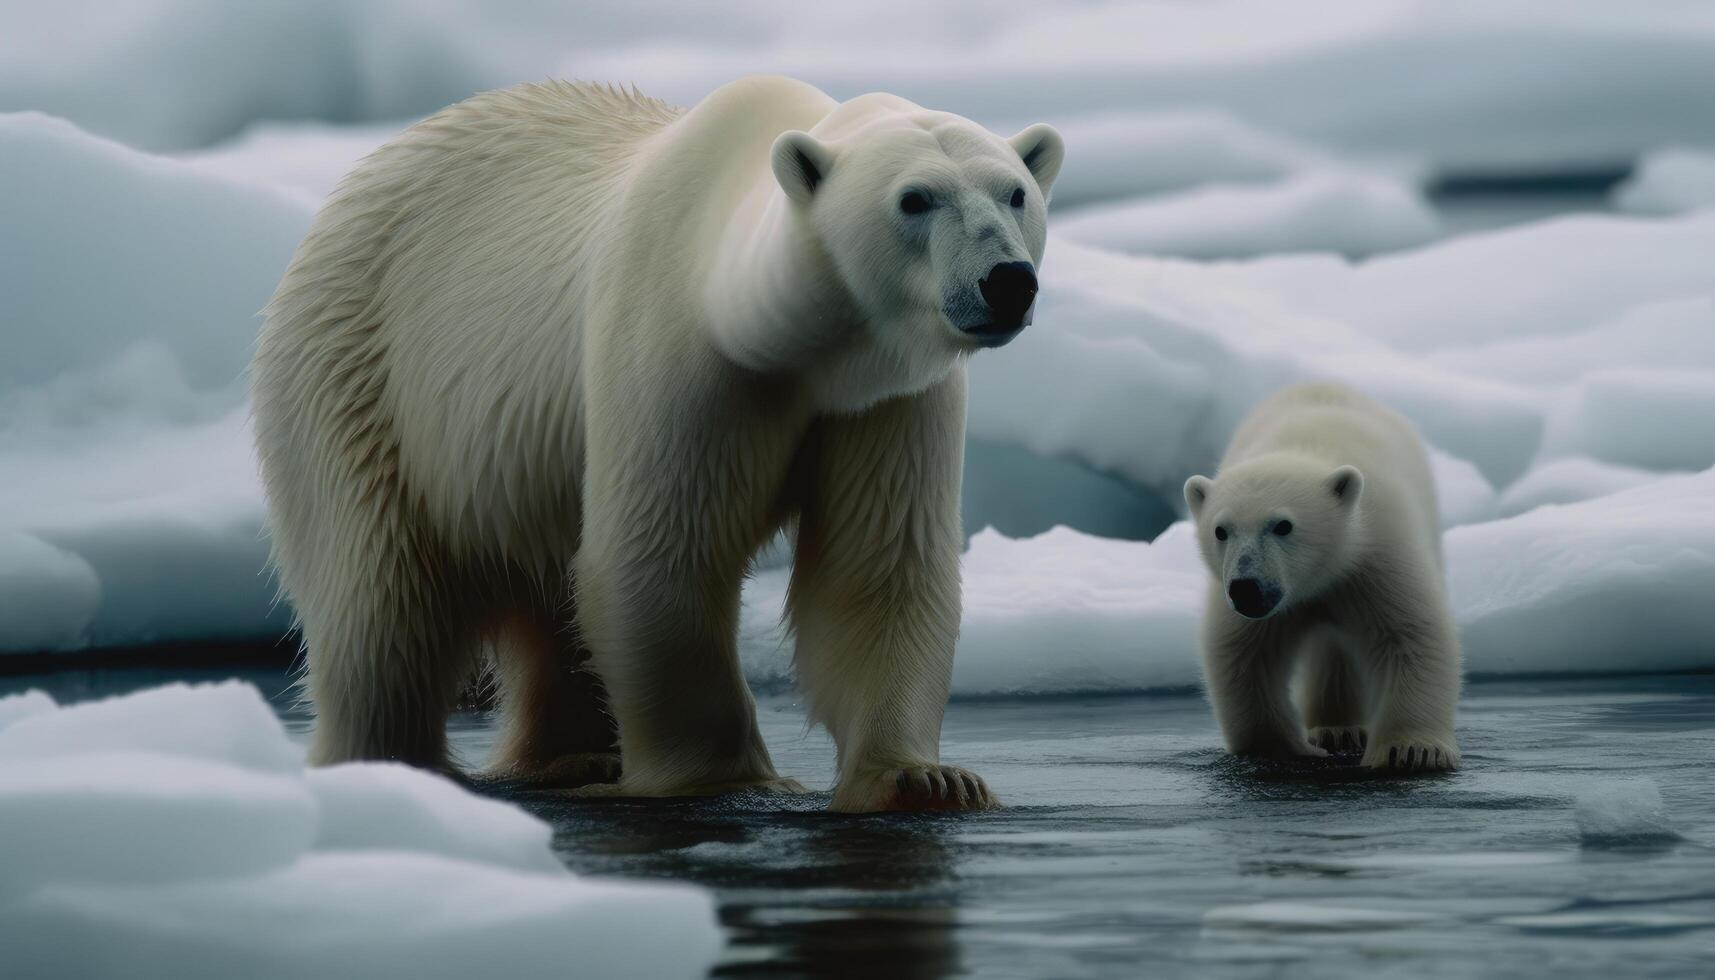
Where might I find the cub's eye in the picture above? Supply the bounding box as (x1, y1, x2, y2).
(1009, 186, 1026, 208)
(1214, 526, 1229, 542)
(899, 190, 932, 215)
(1273, 520, 1293, 537)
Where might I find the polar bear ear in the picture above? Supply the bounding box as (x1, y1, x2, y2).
(1327, 466, 1364, 508)
(1183, 475, 1212, 518)
(1008, 123, 1065, 198)
(771, 131, 834, 206)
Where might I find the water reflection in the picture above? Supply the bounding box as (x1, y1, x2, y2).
(510, 790, 967, 978)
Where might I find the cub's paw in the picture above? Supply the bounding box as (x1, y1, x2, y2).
(832, 765, 997, 813)
(1308, 725, 1369, 753)
(490, 751, 621, 789)
(1362, 737, 1460, 773)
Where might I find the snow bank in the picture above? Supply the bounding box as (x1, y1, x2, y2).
(1448, 467, 1715, 678)
(0, 682, 722, 980)
(177, 121, 400, 207)
(0, 0, 517, 152)
(10, 1, 1715, 186)
(1494, 457, 1663, 519)
(0, 113, 309, 653)
(742, 466, 1715, 696)
(1613, 148, 1715, 216)
(1053, 171, 1438, 259)
(1041, 109, 1344, 209)
(970, 238, 1545, 500)
(576, 0, 1715, 179)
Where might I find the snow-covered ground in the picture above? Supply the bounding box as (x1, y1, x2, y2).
(0, 682, 721, 979)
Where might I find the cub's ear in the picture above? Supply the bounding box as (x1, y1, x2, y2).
(771, 131, 834, 205)
(1183, 475, 1212, 518)
(1328, 465, 1364, 507)
(1008, 123, 1065, 199)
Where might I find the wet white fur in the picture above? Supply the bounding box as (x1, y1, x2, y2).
(1183, 384, 1462, 771)
(253, 76, 1063, 811)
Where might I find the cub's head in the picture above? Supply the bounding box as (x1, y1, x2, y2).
(1183, 459, 1365, 620)
(771, 96, 1062, 406)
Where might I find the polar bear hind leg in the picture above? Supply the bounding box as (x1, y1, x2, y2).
(487, 602, 621, 787)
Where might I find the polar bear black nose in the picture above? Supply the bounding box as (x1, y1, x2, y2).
(978, 261, 1038, 331)
(1227, 578, 1281, 619)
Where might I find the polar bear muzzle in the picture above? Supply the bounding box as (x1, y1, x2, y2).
(1226, 576, 1283, 619)
(961, 260, 1038, 347)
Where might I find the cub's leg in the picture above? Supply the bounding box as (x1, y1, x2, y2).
(789, 373, 994, 813)
(1296, 637, 1368, 753)
(1202, 610, 1326, 759)
(487, 603, 620, 787)
(1359, 623, 1463, 772)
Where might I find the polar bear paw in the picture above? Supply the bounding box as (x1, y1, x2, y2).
(490, 751, 622, 788)
(1362, 736, 1460, 772)
(1308, 725, 1369, 753)
(832, 764, 997, 813)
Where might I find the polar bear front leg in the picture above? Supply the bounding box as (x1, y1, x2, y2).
(1359, 625, 1462, 773)
(1202, 610, 1327, 760)
(790, 373, 994, 813)
(575, 530, 789, 797)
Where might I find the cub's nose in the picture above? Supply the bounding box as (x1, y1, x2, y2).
(974, 261, 1038, 338)
(1227, 578, 1281, 619)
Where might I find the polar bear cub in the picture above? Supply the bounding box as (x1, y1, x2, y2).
(1183, 383, 1462, 771)
(254, 75, 1065, 812)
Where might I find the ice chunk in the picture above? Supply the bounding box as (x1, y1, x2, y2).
(1039, 109, 1340, 209)
(1574, 778, 1680, 846)
(5, 853, 721, 980)
(0, 752, 318, 894)
(1613, 148, 1715, 216)
(176, 121, 401, 206)
(1428, 449, 1497, 528)
(1449, 467, 1715, 677)
(0, 531, 99, 652)
(0, 114, 307, 654)
(1053, 171, 1439, 260)
(1495, 457, 1663, 518)
(0, 681, 301, 772)
(1544, 370, 1715, 472)
(0, 690, 58, 730)
(306, 764, 564, 874)
(0, 682, 723, 978)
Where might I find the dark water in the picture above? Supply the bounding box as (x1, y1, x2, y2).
(7, 667, 1713, 979)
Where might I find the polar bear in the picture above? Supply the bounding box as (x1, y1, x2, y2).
(1182, 383, 1462, 771)
(252, 76, 1064, 812)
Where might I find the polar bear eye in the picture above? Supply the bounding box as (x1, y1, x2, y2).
(1009, 186, 1026, 208)
(1273, 520, 1293, 537)
(899, 190, 932, 215)
(1214, 526, 1229, 542)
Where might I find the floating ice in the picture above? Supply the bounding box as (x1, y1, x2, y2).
(1573, 778, 1681, 847)
(0, 682, 722, 979)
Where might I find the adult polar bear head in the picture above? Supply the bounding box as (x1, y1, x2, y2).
(706, 85, 1063, 412)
